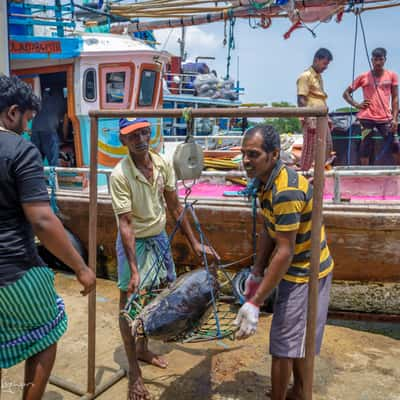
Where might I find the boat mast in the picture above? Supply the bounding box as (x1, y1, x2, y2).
(0, 0, 10, 75)
(179, 26, 186, 62)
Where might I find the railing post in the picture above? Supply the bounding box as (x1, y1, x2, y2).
(87, 116, 98, 395)
(333, 172, 341, 204)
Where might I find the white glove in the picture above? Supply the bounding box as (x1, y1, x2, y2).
(234, 302, 260, 340)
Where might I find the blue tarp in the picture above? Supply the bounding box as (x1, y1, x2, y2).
(10, 35, 82, 60)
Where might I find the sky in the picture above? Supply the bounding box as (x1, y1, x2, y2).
(154, 7, 400, 111)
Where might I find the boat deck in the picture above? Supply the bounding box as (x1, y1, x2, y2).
(3, 273, 400, 400)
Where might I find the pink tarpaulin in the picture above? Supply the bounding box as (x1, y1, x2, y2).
(178, 178, 400, 201)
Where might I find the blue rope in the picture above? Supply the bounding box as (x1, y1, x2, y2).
(48, 167, 60, 215)
(124, 194, 204, 300)
(249, 180, 258, 267)
(186, 204, 222, 338)
(125, 210, 185, 308)
(124, 183, 222, 338)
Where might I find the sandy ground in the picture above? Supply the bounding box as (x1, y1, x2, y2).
(2, 273, 400, 400)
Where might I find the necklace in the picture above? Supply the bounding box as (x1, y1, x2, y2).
(138, 162, 153, 181)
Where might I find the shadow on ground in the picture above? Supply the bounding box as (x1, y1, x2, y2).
(328, 319, 400, 340)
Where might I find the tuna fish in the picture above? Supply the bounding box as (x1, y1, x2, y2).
(136, 268, 219, 341)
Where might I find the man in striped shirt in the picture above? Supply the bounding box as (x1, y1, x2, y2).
(234, 125, 333, 400)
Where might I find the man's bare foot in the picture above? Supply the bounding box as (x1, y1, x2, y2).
(128, 375, 151, 400)
(136, 348, 168, 369)
(286, 387, 303, 400)
(264, 387, 302, 400)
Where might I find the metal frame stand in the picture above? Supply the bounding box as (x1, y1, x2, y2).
(0, 106, 327, 400)
(87, 106, 328, 400)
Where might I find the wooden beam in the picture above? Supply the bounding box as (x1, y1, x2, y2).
(89, 106, 328, 119)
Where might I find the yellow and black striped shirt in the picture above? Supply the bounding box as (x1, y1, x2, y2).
(258, 161, 334, 284)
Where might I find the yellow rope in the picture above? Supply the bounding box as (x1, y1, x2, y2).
(111, 0, 232, 9)
(112, 0, 221, 8)
(111, 8, 230, 18)
(110, 0, 239, 18)
(112, 10, 228, 18)
(112, 6, 229, 13)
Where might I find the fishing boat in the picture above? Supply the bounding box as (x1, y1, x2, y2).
(9, 1, 242, 189)
(7, 1, 400, 315)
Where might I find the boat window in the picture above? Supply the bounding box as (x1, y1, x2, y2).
(106, 71, 126, 103)
(138, 69, 157, 106)
(99, 64, 133, 109)
(83, 68, 97, 102)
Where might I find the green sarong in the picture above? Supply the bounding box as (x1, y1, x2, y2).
(0, 267, 68, 368)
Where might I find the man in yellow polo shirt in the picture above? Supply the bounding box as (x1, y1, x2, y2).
(234, 125, 333, 400)
(110, 118, 217, 400)
(297, 48, 333, 171)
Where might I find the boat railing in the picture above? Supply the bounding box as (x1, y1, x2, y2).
(8, 1, 75, 37)
(163, 72, 243, 97)
(163, 72, 198, 95)
(44, 165, 400, 204)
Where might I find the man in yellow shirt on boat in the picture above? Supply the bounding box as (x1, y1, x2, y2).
(234, 125, 333, 400)
(110, 117, 217, 400)
(297, 48, 333, 171)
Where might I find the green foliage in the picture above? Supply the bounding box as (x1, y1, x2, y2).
(262, 101, 302, 134)
(334, 106, 355, 113)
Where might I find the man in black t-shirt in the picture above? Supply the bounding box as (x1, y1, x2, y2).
(0, 75, 95, 399)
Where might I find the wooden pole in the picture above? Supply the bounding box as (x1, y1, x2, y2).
(87, 117, 98, 395)
(89, 106, 327, 119)
(304, 116, 328, 400)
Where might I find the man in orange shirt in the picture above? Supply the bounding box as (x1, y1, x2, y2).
(343, 47, 399, 165)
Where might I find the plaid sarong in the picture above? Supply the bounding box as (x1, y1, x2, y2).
(0, 267, 68, 368)
(116, 230, 176, 292)
(300, 117, 333, 171)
